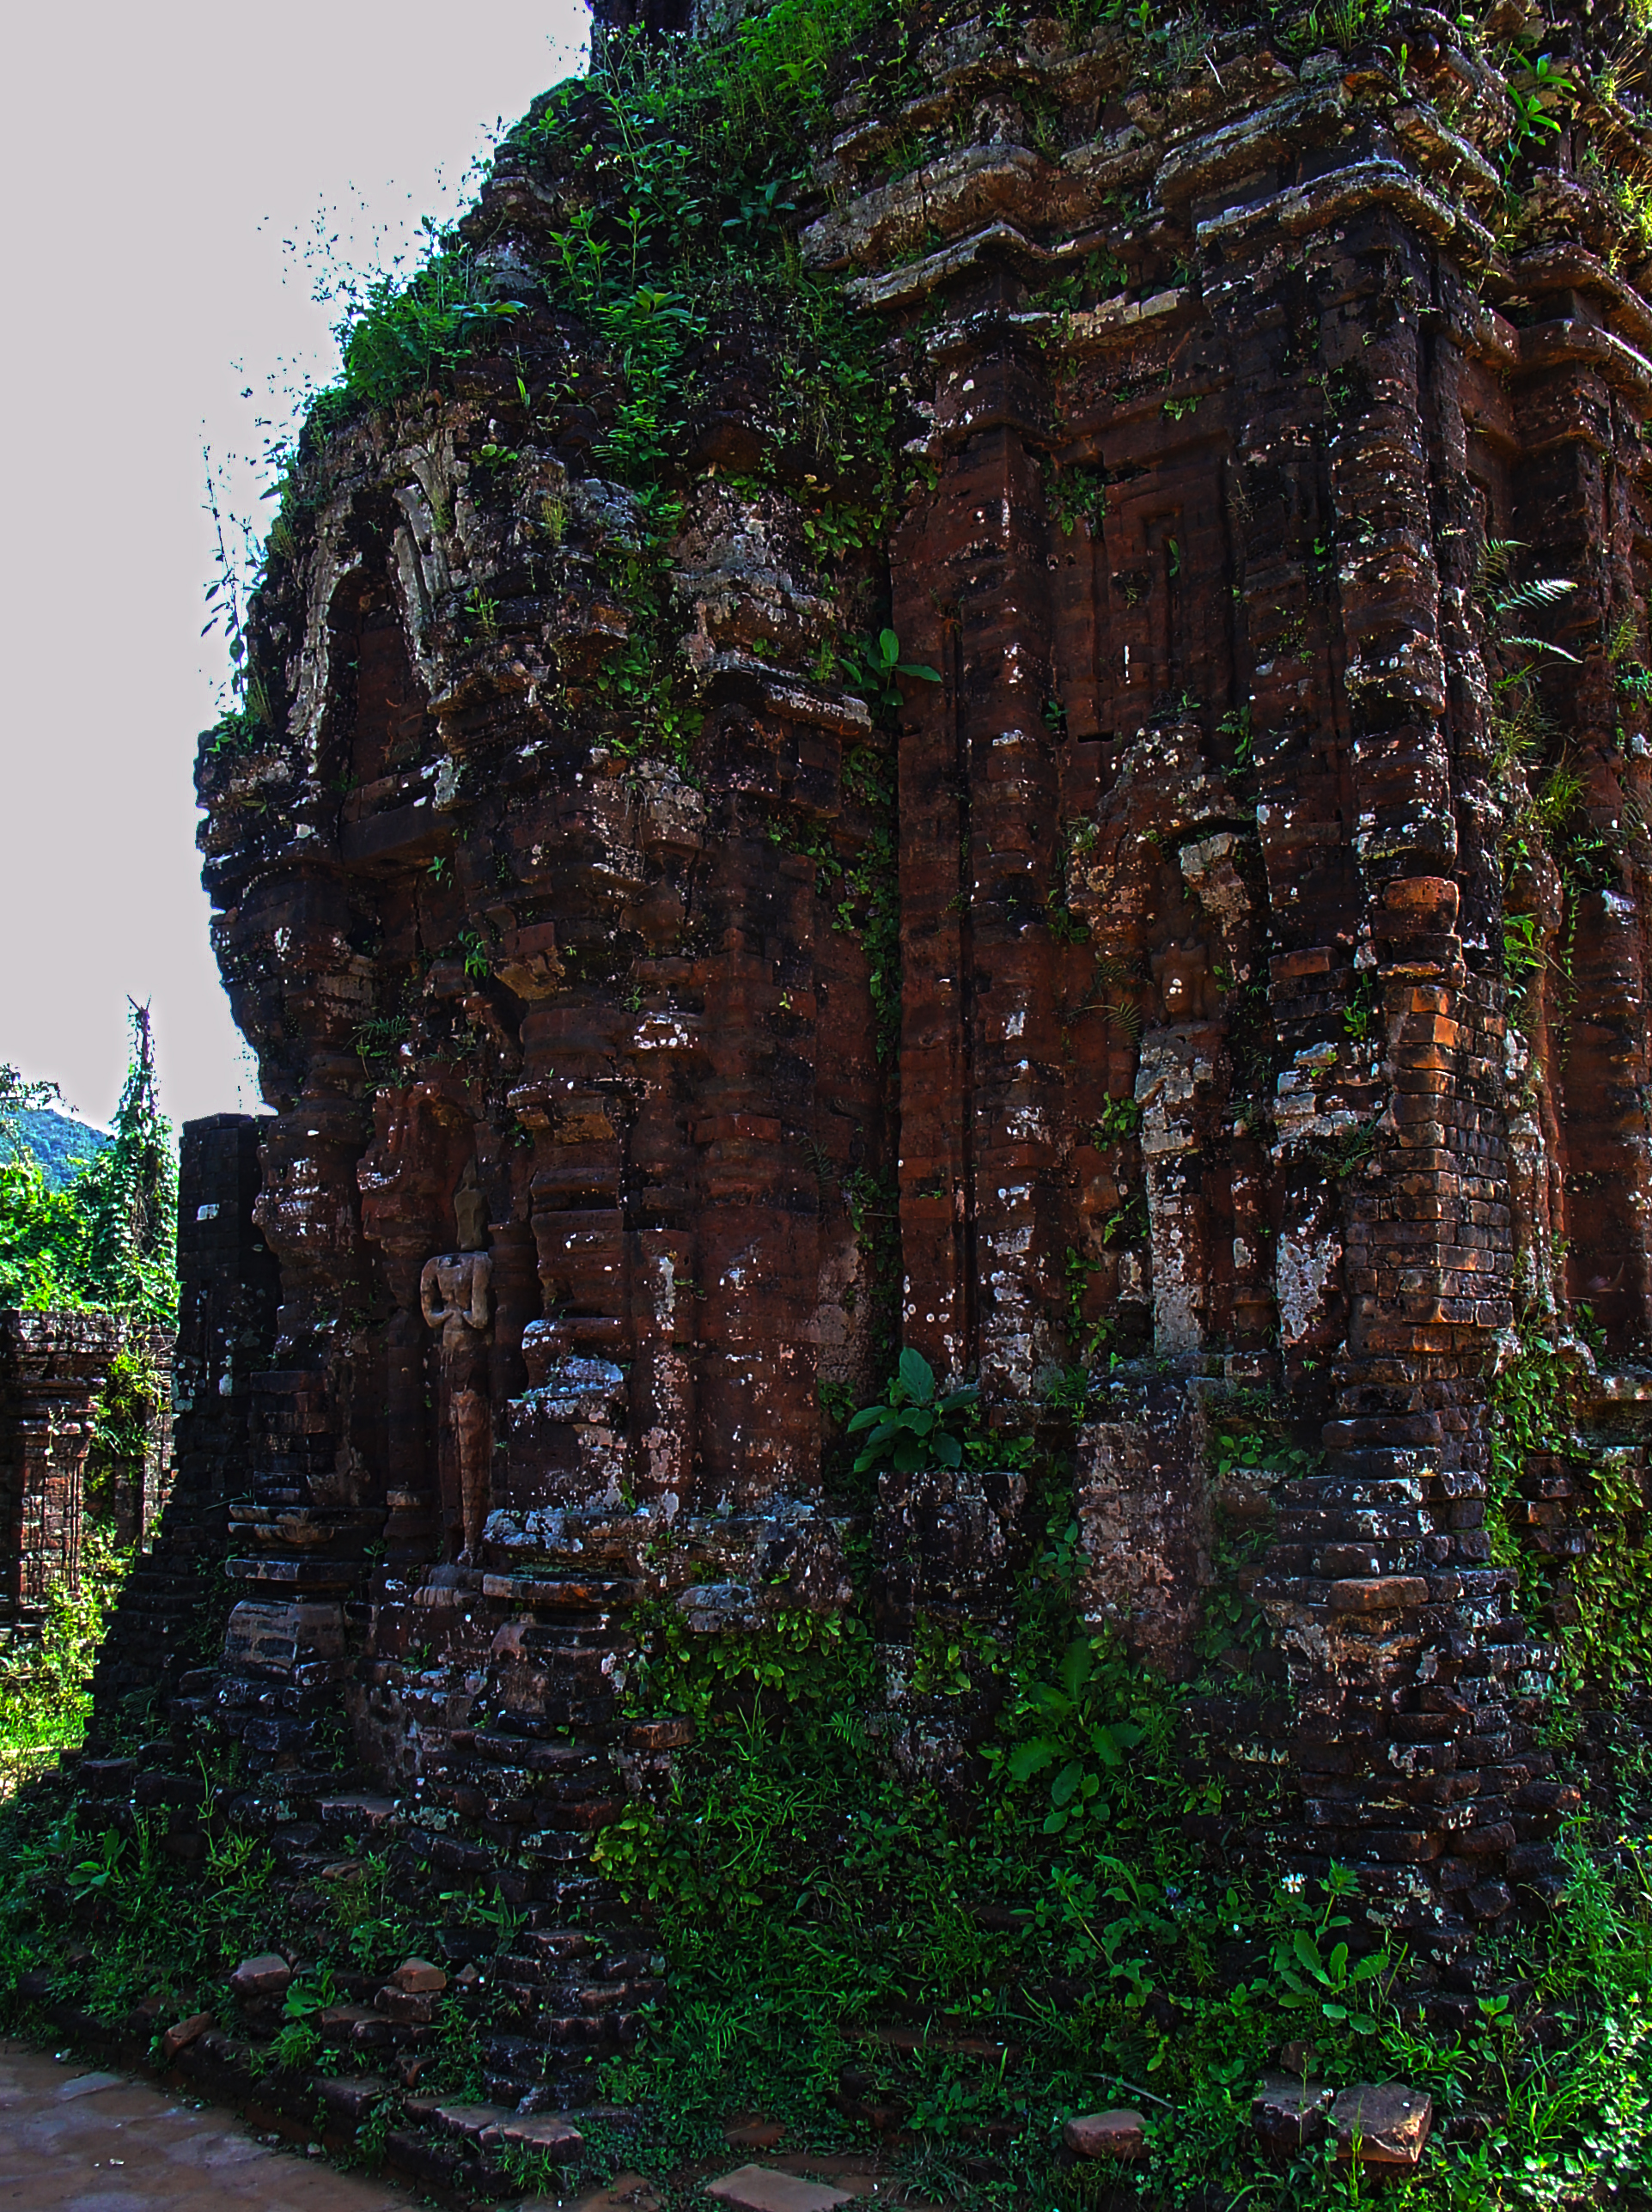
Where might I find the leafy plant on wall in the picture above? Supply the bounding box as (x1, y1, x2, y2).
(847, 1345, 978, 1472)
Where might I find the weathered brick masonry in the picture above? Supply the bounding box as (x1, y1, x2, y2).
(85, 0, 1652, 2102)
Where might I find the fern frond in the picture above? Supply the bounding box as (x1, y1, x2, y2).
(1478, 536, 1524, 588)
(1494, 577, 1579, 617)
(1089, 949, 1137, 988)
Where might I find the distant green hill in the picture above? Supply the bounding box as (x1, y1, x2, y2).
(3, 1109, 110, 1191)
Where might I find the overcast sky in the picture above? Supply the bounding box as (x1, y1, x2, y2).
(1, 0, 588, 1130)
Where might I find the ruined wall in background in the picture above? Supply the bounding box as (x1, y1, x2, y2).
(0, 1312, 123, 1644)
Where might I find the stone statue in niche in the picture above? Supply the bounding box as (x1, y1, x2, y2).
(419, 1161, 494, 1563)
(1151, 941, 1213, 1024)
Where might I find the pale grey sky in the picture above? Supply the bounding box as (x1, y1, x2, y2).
(2, 0, 588, 1129)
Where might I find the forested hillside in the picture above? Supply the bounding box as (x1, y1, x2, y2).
(4, 1110, 109, 1192)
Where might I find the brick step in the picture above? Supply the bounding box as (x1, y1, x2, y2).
(105, 1587, 202, 1615)
(224, 1557, 364, 1589)
(521, 1877, 611, 1920)
(518, 1925, 596, 1959)
(479, 1572, 640, 1611)
(446, 1728, 612, 1773)
(479, 1797, 622, 1837)
(490, 1702, 622, 1738)
(1276, 1478, 1430, 1509)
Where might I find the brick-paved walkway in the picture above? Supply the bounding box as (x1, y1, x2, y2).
(0, 2041, 417, 2212)
(0, 2041, 923, 2212)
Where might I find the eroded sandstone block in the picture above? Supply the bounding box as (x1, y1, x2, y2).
(1330, 2081, 1434, 2167)
(1063, 2108, 1147, 2159)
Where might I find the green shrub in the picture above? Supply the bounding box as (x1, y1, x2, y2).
(336, 247, 523, 410)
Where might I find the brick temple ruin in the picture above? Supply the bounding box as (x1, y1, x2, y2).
(71, 0, 1652, 2114)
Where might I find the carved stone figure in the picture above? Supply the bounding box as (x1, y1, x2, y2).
(419, 1166, 494, 1561)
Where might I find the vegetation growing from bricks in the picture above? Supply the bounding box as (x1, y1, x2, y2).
(2, 1528, 1649, 2209)
(1490, 1329, 1652, 1701)
(767, 739, 903, 1060)
(211, 0, 926, 769)
(570, 1441, 1650, 2211)
(225, 0, 1601, 746)
(30, 3, 1652, 2208)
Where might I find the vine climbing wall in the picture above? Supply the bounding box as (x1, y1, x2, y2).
(99, 0, 1652, 2113)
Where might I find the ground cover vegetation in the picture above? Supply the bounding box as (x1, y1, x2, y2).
(0, 1009, 179, 1786)
(9, 0, 1649, 2205)
(570, 1368, 1652, 2212)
